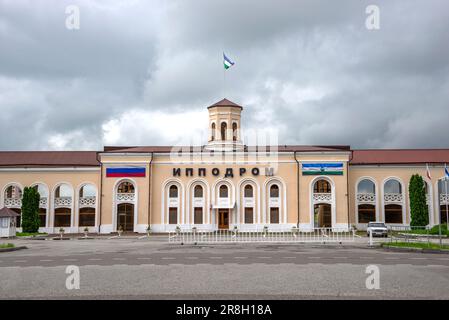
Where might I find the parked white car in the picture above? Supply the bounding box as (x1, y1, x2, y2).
(366, 222, 388, 237)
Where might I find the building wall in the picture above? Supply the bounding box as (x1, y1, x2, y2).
(349, 165, 445, 229)
(0, 168, 100, 233)
(99, 154, 152, 233)
(1, 157, 445, 234)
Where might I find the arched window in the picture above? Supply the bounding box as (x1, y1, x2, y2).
(221, 122, 227, 141)
(55, 184, 72, 198)
(117, 181, 135, 194)
(5, 185, 22, 199)
(232, 122, 238, 141)
(211, 123, 216, 141)
(243, 184, 254, 224)
(270, 185, 279, 198)
(244, 185, 253, 198)
(219, 185, 228, 198)
(384, 179, 401, 194)
(314, 180, 331, 193)
(79, 184, 96, 227)
(32, 184, 48, 198)
(357, 179, 376, 223)
(169, 185, 178, 198)
(54, 184, 72, 227)
(79, 184, 96, 198)
(194, 185, 203, 198)
(357, 179, 375, 194)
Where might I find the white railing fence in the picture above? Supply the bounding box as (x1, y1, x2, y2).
(168, 228, 355, 244)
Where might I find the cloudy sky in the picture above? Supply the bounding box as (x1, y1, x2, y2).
(0, 0, 448, 151)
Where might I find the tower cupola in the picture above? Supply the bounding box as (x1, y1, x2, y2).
(205, 98, 244, 151)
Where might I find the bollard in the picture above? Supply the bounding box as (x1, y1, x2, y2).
(369, 228, 373, 246)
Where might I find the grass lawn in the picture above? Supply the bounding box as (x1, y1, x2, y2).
(400, 229, 430, 235)
(15, 232, 47, 237)
(382, 241, 449, 250)
(0, 243, 15, 249)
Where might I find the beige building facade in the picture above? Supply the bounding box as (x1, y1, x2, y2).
(1, 99, 448, 234)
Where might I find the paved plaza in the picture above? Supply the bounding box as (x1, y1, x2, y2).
(1, 236, 449, 299)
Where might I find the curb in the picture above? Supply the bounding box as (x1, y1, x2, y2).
(381, 246, 449, 254)
(0, 246, 28, 253)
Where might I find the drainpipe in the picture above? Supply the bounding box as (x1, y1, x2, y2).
(347, 151, 353, 230)
(294, 152, 300, 228)
(147, 153, 153, 231)
(96, 152, 103, 234)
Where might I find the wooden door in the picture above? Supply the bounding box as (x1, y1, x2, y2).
(117, 203, 134, 232)
(218, 209, 229, 229)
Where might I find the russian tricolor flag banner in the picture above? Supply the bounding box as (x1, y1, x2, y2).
(302, 163, 344, 175)
(106, 167, 146, 178)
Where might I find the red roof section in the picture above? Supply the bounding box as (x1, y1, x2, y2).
(1, 148, 448, 166)
(103, 145, 351, 153)
(351, 149, 449, 165)
(207, 98, 243, 109)
(0, 151, 100, 167)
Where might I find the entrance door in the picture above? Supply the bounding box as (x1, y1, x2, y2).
(117, 203, 134, 232)
(314, 204, 332, 228)
(218, 209, 229, 230)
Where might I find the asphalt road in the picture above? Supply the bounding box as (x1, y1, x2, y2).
(1, 238, 449, 299)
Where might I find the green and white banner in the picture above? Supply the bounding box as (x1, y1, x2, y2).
(302, 163, 344, 175)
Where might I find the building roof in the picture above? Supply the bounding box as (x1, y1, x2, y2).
(1, 148, 448, 166)
(0, 207, 19, 217)
(207, 98, 243, 109)
(102, 145, 351, 153)
(351, 149, 449, 165)
(0, 151, 100, 167)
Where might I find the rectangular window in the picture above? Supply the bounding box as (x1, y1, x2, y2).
(270, 207, 279, 224)
(169, 207, 178, 224)
(194, 207, 203, 224)
(244, 207, 253, 224)
(39, 209, 46, 227)
(385, 204, 402, 223)
(79, 208, 96, 227)
(54, 214, 71, 227)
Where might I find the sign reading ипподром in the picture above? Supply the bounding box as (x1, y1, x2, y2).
(172, 167, 274, 178)
(302, 163, 343, 175)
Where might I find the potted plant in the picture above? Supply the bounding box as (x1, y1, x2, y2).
(83, 227, 89, 238)
(263, 225, 268, 237)
(59, 227, 65, 239)
(233, 225, 238, 235)
(118, 225, 123, 237)
(192, 226, 197, 234)
(146, 225, 151, 237)
(291, 226, 298, 237)
(175, 225, 181, 234)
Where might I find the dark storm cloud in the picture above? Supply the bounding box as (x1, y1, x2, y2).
(0, 0, 448, 150)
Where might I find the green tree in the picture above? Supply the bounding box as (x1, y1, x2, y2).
(21, 186, 41, 233)
(409, 174, 429, 227)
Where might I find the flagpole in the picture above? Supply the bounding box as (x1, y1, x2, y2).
(437, 163, 442, 247)
(223, 64, 226, 98)
(445, 164, 449, 231)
